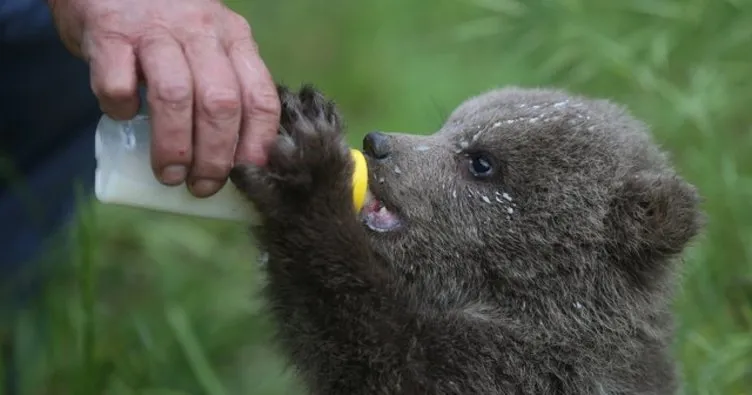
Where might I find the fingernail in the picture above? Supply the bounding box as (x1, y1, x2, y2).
(161, 165, 187, 185)
(190, 179, 223, 198)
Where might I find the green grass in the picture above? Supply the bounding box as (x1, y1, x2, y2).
(4, 0, 752, 393)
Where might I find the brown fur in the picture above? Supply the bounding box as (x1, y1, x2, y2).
(230, 84, 704, 395)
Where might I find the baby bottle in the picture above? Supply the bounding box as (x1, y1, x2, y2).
(94, 114, 368, 222)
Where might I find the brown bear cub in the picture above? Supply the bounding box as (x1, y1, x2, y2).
(229, 84, 704, 395)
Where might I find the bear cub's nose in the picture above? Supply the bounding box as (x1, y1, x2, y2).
(363, 131, 391, 159)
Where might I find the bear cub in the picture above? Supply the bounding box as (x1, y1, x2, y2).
(230, 84, 704, 395)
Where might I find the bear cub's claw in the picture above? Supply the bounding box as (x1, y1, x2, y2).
(229, 84, 353, 220)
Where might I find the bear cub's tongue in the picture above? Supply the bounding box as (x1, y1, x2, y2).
(360, 190, 402, 232)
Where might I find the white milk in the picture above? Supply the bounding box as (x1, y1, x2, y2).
(94, 114, 259, 223)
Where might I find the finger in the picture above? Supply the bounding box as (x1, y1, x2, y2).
(85, 35, 140, 120)
(136, 32, 194, 186)
(182, 32, 242, 198)
(224, 14, 281, 167)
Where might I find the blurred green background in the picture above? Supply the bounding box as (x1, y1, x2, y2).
(4, 0, 752, 394)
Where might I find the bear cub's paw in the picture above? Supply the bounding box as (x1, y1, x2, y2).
(229, 84, 353, 221)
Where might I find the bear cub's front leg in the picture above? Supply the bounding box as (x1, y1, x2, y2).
(229, 84, 356, 229)
(228, 87, 387, 395)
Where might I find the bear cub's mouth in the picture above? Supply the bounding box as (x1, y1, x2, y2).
(360, 189, 403, 233)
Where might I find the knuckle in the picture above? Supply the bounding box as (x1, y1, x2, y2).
(225, 13, 257, 51)
(137, 29, 174, 49)
(152, 82, 192, 110)
(228, 12, 253, 38)
(175, 7, 215, 29)
(248, 88, 281, 118)
(201, 88, 241, 119)
(87, 11, 125, 36)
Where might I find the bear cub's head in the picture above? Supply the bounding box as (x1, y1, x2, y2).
(358, 86, 703, 324)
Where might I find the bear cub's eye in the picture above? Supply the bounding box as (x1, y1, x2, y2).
(468, 152, 495, 178)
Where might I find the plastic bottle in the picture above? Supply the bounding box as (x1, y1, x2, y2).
(94, 114, 368, 222)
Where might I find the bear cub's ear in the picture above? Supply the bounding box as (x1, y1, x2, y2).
(605, 171, 705, 278)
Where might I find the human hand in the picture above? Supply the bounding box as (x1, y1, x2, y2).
(49, 0, 281, 197)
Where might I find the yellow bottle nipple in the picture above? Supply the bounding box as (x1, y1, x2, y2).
(349, 149, 369, 212)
